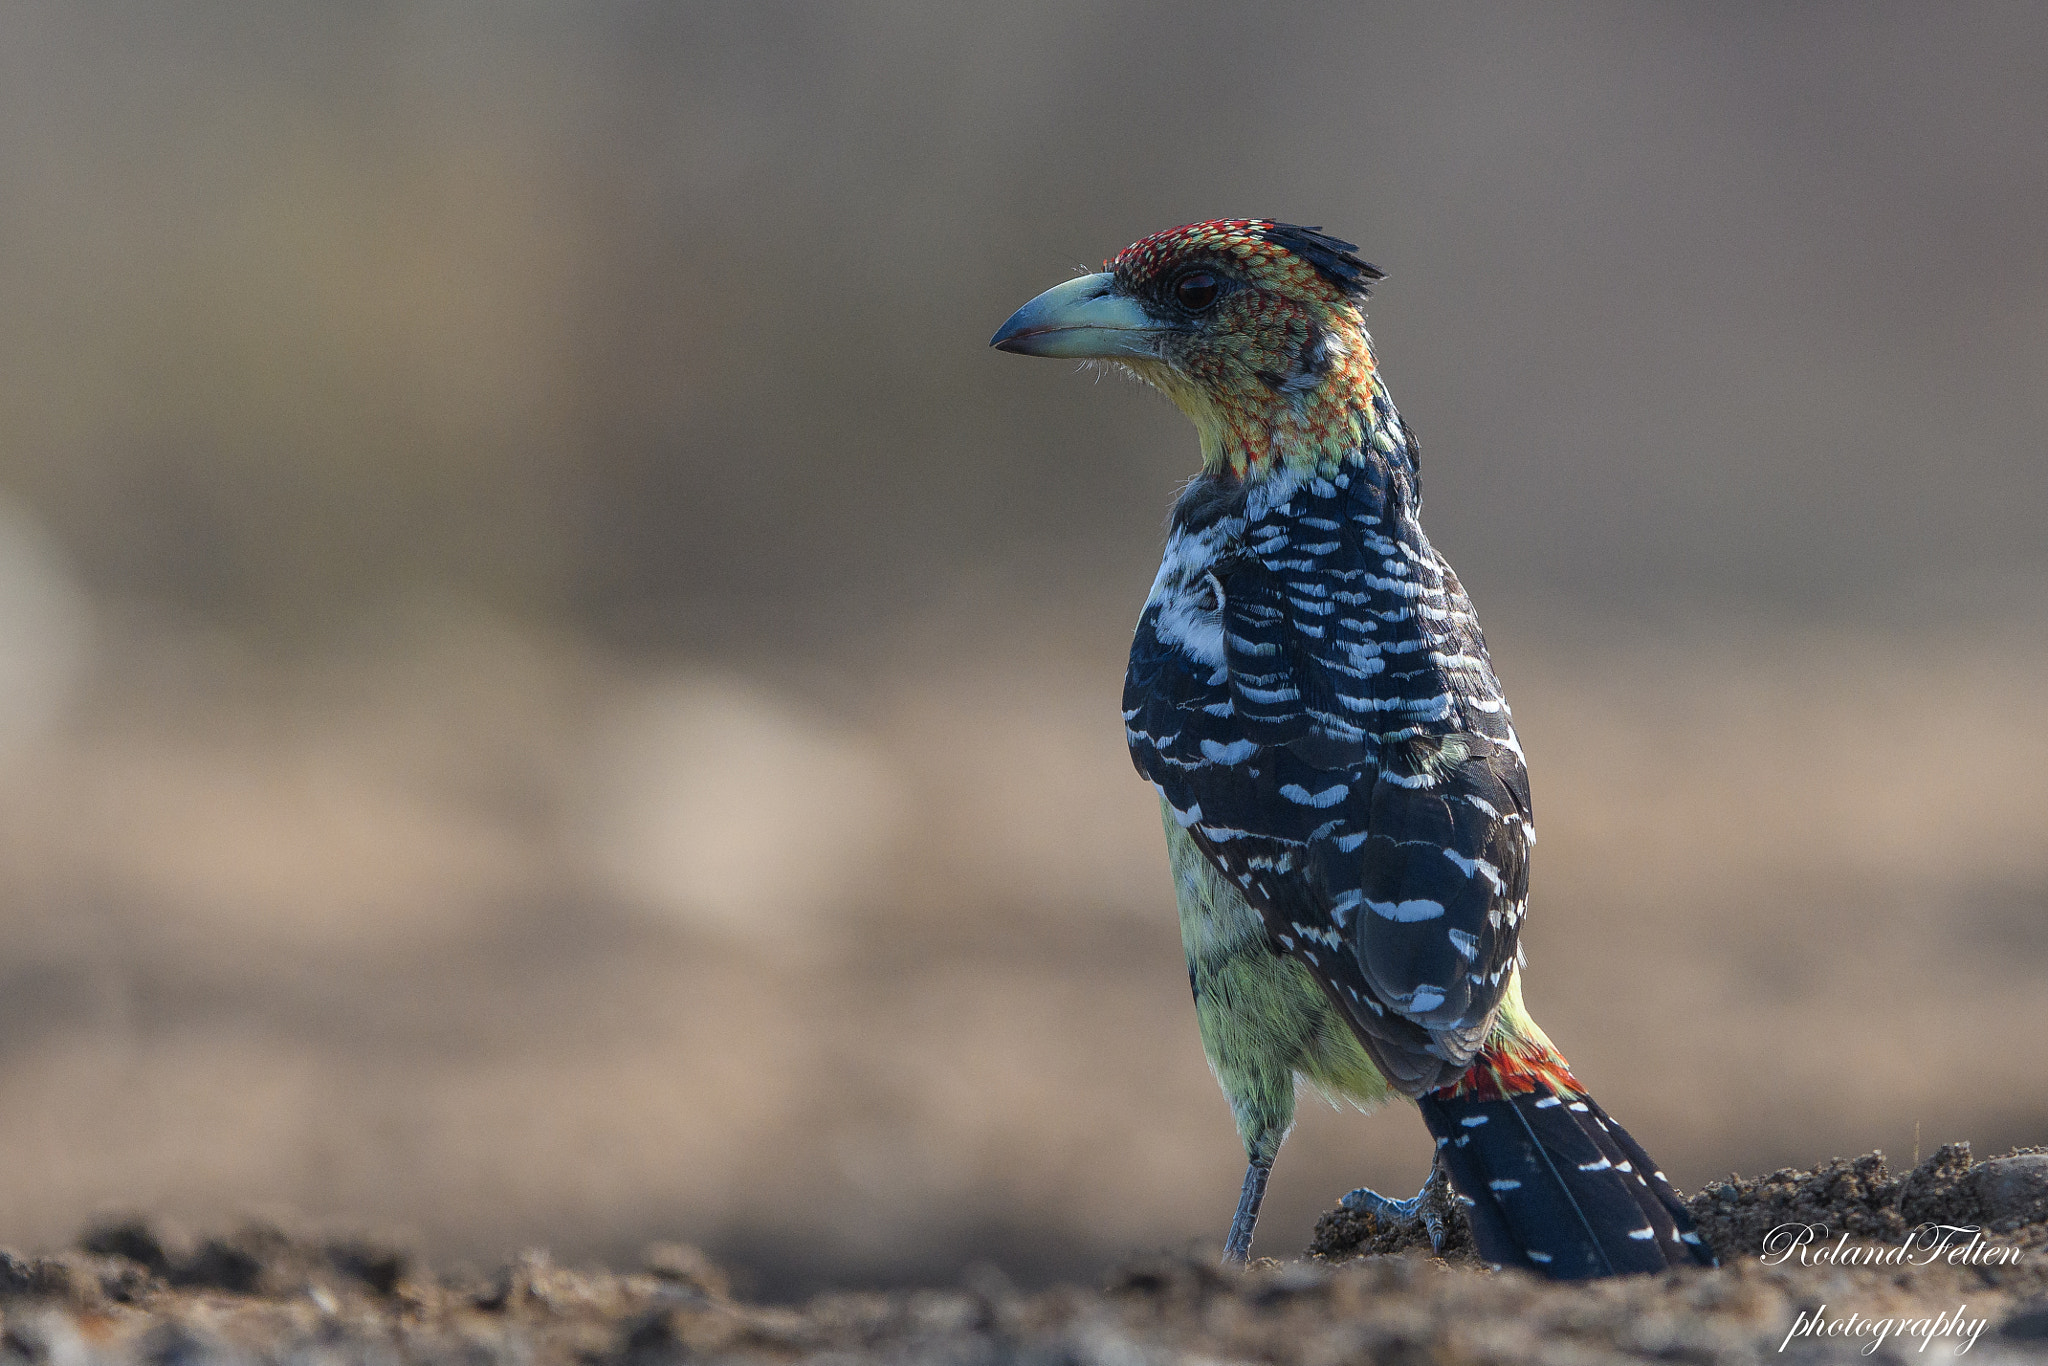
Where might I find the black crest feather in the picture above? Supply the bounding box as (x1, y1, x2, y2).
(1261, 223, 1385, 301)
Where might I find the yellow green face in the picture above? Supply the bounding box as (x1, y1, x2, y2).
(992, 219, 1386, 479)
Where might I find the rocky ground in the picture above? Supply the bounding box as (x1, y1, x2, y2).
(1, 1144, 2043, 1365)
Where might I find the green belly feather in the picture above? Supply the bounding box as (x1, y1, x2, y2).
(1162, 801, 1395, 1163)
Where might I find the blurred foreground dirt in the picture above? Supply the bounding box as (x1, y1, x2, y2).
(3, 1146, 2045, 1364)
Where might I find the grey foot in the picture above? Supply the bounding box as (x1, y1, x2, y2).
(1222, 1159, 1272, 1265)
(1340, 1161, 1452, 1255)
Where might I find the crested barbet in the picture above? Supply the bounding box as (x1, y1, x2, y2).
(991, 220, 1714, 1278)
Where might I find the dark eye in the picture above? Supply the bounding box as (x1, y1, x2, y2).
(1174, 270, 1220, 311)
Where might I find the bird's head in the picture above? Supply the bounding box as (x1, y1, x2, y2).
(992, 220, 1387, 480)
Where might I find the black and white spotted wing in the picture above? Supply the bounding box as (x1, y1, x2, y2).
(1125, 441, 1533, 1094)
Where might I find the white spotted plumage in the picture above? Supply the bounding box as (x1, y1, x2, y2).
(1124, 386, 1539, 1095)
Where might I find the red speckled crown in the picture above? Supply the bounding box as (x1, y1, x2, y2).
(1109, 220, 1383, 303)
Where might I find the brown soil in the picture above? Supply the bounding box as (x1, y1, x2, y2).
(3, 1145, 2045, 1364)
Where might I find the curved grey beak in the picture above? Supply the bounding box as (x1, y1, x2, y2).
(989, 272, 1169, 359)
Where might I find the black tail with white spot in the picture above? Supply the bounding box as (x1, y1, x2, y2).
(1417, 1088, 1715, 1278)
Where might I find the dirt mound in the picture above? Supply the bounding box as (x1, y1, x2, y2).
(1307, 1140, 2048, 1267)
(1, 1146, 2044, 1364)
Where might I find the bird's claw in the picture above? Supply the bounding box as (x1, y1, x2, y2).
(1339, 1163, 1452, 1255)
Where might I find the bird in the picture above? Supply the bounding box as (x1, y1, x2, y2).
(989, 219, 1714, 1279)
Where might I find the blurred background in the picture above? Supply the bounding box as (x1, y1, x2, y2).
(0, 0, 2043, 1299)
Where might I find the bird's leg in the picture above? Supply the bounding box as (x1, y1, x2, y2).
(1221, 1156, 1273, 1265)
(1339, 1154, 1452, 1254)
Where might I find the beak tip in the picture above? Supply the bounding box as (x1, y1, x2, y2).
(988, 310, 1034, 352)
